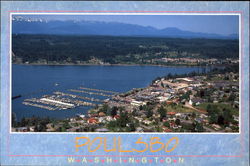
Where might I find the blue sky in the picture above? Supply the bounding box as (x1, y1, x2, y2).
(17, 15, 239, 35)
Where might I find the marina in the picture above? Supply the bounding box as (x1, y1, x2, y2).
(21, 87, 116, 111)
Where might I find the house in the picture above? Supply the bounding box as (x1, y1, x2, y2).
(114, 115, 120, 120)
(90, 114, 99, 117)
(69, 118, 76, 122)
(225, 127, 233, 132)
(98, 112, 106, 117)
(166, 100, 173, 105)
(213, 100, 219, 103)
(106, 116, 113, 122)
(143, 120, 152, 125)
(46, 128, 56, 132)
(203, 119, 209, 125)
(199, 114, 208, 119)
(98, 117, 106, 123)
(211, 124, 221, 130)
(189, 97, 204, 106)
(136, 127, 144, 132)
(167, 112, 176, 116)
(176, 113, 181, 116)
(157, 96, 169, 102)
(170, 122, 175, 127)
(233, 115, 239, 122)
(181, 99, 186, 104)
(29, 126, 35, 132)
(134, 117, 143, 122)
(131, 100, 146, 106)
(189, 99, 193, 105)
(162, 117, 168, 122)
(176, 77, 194, 83)
(162, 126, 172, 132)
(195, 118, 203, 123)
(87, 118, 99, 124)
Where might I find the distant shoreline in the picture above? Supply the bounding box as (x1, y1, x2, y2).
(12, 63, 220, 68)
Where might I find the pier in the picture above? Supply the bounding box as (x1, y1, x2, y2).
(79, 87, 118, 94)
(69, 89, 113, 97)
(57, 97, 99, 107)
(22, 101, 56, 111)
(53, 91, 103, 102)
(12, 95, 21, 100)
(24, 98, 73, 110)
(40, 98, 74, 108)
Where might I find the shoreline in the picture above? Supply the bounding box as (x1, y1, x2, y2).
(13, 68, 239, 132)
(12, 63, 224, 68)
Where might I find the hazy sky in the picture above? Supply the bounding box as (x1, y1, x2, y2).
(16, 15, 239, 35)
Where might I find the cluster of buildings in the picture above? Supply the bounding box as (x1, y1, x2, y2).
(97, 72, 238, 132)
(153, 57, 239, 65)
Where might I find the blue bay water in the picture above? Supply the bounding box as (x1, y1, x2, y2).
(12, 64, 211, 121)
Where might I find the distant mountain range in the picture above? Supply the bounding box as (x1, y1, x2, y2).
(12, 16, 238, 39)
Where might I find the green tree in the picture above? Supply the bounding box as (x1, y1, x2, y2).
(161, 82, 164, 88)
(59, 127, 66, 132)
(163, 121, 170, 127)
(146, 109, 153, 118)
(228, 93, 236, 102)
(100, 104, 110, 114)
(217, 115, 225, 125)
(20, 117, 27, 127)
(128, 123, 136, 132)
(111, 106, 118, 117)
(191, 112, 196, 119)
(222, 108, 233, 125)
(157, 106, 167, 120)
(209, 114, 218, 124)
(175, 119, 181, 126)
(118, 111, 129, 128)
(195, 122, 204, 132)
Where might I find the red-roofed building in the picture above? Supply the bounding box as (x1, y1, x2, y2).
(166, 101, 173, 105)
(87, 118, 99, 124)
(170, 122, 175, 128)
(162, 126, 172, 132)
(162, 117, 168, 122)
(167, 112, 176, 115)
(90, 114, 99, 117)
(114, 115, 120, 120)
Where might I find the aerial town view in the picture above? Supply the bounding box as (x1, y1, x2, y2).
(11, 15, 239, 133)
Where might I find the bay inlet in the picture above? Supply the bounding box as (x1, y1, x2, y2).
(12, 64, 212, 121)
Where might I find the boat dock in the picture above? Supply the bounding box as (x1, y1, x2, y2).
(21, 86, 114, 111)
(58, 97, 99, 107)
(79, 87, 118, 94)
(54, 91, 103, 102)
(69, 89, 113, 97)
(22, 101, 56, 111)
(24, 98, 73, 110)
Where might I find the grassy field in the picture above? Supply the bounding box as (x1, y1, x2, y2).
(164, 104, 195, 113)
(195, 102, 239, 116)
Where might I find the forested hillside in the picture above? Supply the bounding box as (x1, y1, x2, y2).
(12, 34, 239, 65)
